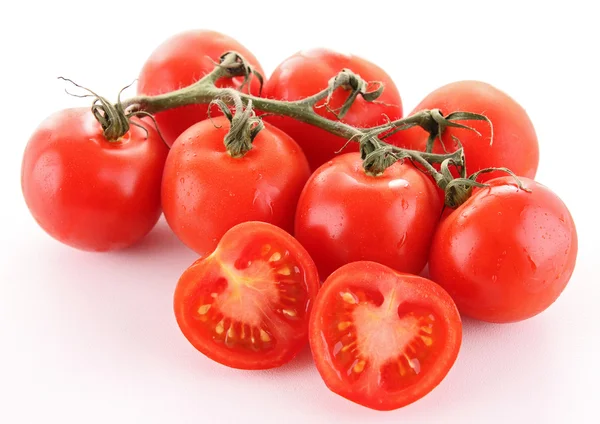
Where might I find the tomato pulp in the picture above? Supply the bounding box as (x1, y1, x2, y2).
(310, 261, 462, 410)
(175, 222, 320, 369)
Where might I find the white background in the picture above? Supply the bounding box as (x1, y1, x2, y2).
(2, 1, 599, 423)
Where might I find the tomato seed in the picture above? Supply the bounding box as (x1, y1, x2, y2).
(277, 266, 291, 276)
(260, 329, 271, 342)
(197, 304, 211, 315)
(337, 321, 352, 331)
(340, 292, 357, 304)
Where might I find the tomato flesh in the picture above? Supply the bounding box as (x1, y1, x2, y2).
(175, 222, 319, 370)
(310, 262, 461, 410)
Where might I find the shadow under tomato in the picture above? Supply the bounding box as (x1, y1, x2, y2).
(118, 216, 196, 259)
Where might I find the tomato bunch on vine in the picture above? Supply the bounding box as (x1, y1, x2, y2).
(20, 29, 577, 411)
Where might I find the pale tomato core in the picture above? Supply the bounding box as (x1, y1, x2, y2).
(326, 282, 441, 393)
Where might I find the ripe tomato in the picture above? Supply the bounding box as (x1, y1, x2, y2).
(174, 221, 320, 369)
(310, 261, 461, 410)
(391, 81, 539, 181)
(21, 108, 168, 251)
(162, 116, 310, 257)
(137, 30, 264, 147)
(294, 153, 442, 279)
(262, 49, 403, 170)
(429, 176, 578, 323)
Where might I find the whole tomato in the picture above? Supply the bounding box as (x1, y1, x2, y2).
(137, 30, 264, 147)
(294, 153, 442, 279)
(391, 81, 539, 181)
(429, 176, 578, 322)
(262, 49, 403, 170)
(21, 108, 168, 251)
(162, 116, 310, 257)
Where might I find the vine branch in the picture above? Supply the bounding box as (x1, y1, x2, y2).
(117, 51, 495, 205)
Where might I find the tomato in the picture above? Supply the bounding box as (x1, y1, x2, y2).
(294, 153, 442, 280)
(310, 261, 461, 410)
(21, 108, 168, 251)
(391, 81, 539, 182)
(137, 30, 264, 147)
(429, 176, 578, 323)
(262, 49, 403, 170)
(174, 221, 320, 369)
(162, 116, 310, 257)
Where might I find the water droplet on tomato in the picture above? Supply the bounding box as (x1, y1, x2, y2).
(397, 233, 407, 249)
(180, 177, 185, 183)
(526, 254, 537, 271)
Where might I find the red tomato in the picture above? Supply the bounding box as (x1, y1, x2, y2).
(391, 81, 539, 181)
(262, 49, 403, 170)
(162, 116, 310, 257)
(310, 261, 462, 410)
(294, 153, 442, 279)
(137, 30, 264, 147)
(429, 176, 578, 323)
(21, 108, 168, 251)
(174, 221, 320, 369)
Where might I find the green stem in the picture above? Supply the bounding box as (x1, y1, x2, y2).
(121, 52, 463, 182)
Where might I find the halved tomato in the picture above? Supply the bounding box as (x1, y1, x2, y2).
(174, 221, 320, 370)
(309, 261, 462, 410)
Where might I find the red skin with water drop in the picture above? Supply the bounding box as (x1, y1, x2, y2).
(162, 116, 311, 257)
(294, 153, 442, 279)
(429, 176, 578, 323)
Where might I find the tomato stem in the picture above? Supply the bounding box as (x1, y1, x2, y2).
(116, 52, 494, 204)
(210, 90, 264, 157)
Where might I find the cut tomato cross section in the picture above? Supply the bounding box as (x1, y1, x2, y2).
(174, 222, 320, 370)
(309, 261, 462, 410)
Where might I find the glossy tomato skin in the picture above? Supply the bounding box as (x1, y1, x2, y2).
(21, 108, 168, 251)
(310, 261, 462, 411)
(175, 221, 320, 370)
(262, 49, 403, 170)
(138, 30, 264, 147)
(391, 81, 539, 182)
(162, 116, 310, 257)
(429, 177, 578, 323)
(294, 153, 442, 279)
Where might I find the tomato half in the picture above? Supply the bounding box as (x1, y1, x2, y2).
(310, 261, 462, 410)
(391, 81, 539, 181)
(138, 30, 264, 147)
(294, 153, 442, 280)
(174, 221, 320, 369)
(429, 176, 578, 322)
(262, 49, 403, 170)
(162, 116, 310, 257)
(21, 108, 168, 251)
